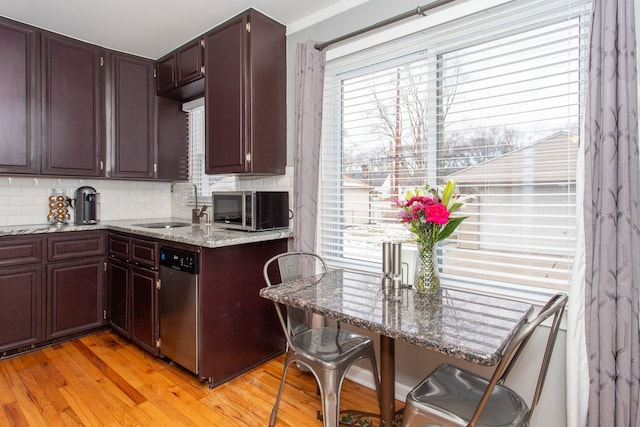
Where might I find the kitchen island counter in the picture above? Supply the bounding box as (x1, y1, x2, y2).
(0, 218, 292, 248)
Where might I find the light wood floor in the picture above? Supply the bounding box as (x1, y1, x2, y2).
(0, 330, 392, 426)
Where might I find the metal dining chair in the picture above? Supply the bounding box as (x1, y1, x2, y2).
(401, 292, 568, 427)
(263, 252, 382, 427)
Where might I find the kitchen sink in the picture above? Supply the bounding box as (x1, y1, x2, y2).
(133, 221, 192, 229)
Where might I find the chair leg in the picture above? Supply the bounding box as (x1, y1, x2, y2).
(318, 370, 341, 427)
(367, 354, 382, 412)
(270, 354, 294, 427)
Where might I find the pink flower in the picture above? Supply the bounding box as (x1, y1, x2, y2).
(406, 195, 435, 207)
(425, 204, 450, 224)
(398, 210, 412, 223)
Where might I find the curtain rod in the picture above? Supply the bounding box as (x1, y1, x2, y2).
(314, 0, 457, 51)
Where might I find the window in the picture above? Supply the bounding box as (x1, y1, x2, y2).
(183, 98, 224, 202)
(319, 0, 590, 293)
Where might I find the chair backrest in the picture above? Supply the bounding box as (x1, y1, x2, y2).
(469, 293, 568, 426)
(263, 252, 328, 347)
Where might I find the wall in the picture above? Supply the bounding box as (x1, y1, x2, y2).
(170, 166, 295, 219)
(286, 2, 570, 426)
(0, 176, 172, 226)
(0, 165, 294, 227)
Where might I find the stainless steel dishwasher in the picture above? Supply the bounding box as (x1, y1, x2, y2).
(159, 247, 199, 374)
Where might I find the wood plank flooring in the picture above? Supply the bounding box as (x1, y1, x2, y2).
(0, 330, 392, 426)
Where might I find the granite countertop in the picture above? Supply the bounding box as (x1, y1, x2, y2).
(0, 218, 293, 249)
(260, 269, 533, 366)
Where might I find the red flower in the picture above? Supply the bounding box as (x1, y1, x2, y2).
(425, 204, 450, 224)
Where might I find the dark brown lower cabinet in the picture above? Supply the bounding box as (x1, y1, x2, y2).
(1, 232, 106, 355)
(107, 232, 159, 356)
(199, 238, 287, 387)
(46, 257, 106, 340)
(108, 258, 130, 338)
(0, 265, 43, 353)
(130, 266, 159, 355)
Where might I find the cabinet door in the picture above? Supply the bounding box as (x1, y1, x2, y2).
(41, 32, 104, 176)
(156, 97, 188, 180)
(0, 18, 38, 174)
(107, 258, 130, 338)
(204, 16, 247, 174)
(156, 53, 176, 94)
(204, 11, 286, 175)
(110, 53, 155, 178)
(0, 266, 43, 353)
(244, 11, 286, 175)
(177, 39, 203, 86)
(131, 266, 159, 355)
(46, 257, 106, 339)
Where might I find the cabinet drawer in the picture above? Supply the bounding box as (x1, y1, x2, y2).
(109, 234, 131, 261)
(131, 238, 158, 269)
(0, 236, 44, 267)
(48, 231, 106, 262)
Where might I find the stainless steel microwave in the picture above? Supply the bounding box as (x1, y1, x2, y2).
(211, 191, 289, 231)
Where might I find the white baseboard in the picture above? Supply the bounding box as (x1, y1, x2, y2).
(345, 365, 410, 403)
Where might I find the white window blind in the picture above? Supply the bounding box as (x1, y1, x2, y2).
(319, 0, 590, 292)
(183, 98, 219, 201)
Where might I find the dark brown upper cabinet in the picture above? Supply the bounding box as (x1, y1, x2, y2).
(108, 52, 155, 179)
(156, 97, 188, 180)
(204, 9, 286, 175)
(156, 53, 176, 94)
(0, 18, 38, 174)
(41, 32, 105, 176)
(156, 38, 204, 101)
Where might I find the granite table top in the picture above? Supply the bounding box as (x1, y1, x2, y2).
(260, 269, 533, 366)
(0, 218, 293, 249)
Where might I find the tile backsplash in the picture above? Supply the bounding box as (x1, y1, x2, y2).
(0, 166, 294, 227)
(0, 176, 171, 226)
(170, 166, 294, 219)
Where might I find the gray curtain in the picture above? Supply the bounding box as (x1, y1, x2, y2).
(293, 41, 326, 254)
(583, 0, 640, 425)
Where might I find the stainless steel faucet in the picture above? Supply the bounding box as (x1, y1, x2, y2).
(191, 184, 209, 224)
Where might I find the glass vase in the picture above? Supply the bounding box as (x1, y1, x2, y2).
(414, 240, 440, 294)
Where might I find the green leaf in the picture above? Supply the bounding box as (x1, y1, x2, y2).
(436, 216, 467, 242)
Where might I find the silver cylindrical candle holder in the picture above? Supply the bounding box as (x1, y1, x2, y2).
(392, 242, 403, 298)
(392, 243, 402, 276)
(382, 241, 393, 292)
(382, 241, 392, 275)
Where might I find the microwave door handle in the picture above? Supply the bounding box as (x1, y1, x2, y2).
(242, 193, 247, 229)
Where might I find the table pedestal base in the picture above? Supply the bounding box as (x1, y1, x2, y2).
(381, 336, 396, 425)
